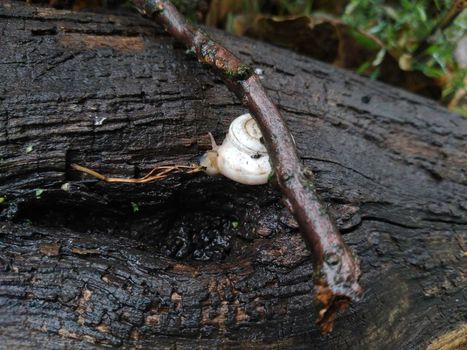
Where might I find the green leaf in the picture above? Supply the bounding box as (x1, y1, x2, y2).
(372, 48, 386, 66)
(267, 170, 275, 182)
(35, 188, 45, 199)
(356, 61, 371, 74)
(344, 1, 359, 16)
(349, 29, 380, 50)
(369, 22, 386, 35)
(382, 6, 398, 21)
(0, 196, 6, 204)
(452, 107, 467, 118)
(131, 202, 139, 213)
(369, 67, 381, 80)
(416, 6, 427, 22)
(226, 12, 234, 33)
(432, 51, 448, 72)
(422, 65, 444, 78)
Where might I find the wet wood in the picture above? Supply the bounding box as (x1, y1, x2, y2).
(131, 1, 362, 331)
(0, 1, 466, 349)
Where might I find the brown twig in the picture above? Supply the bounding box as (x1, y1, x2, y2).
(130, 0, 362, 333)
(71, 163, 203, 183)
(413, 0, 466, 57)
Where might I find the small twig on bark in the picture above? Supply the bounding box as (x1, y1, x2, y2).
(71, 163, 203, 183)
(129, 0, 362, 333)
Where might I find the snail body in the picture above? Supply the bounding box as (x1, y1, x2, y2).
(200, 113, 272, 185)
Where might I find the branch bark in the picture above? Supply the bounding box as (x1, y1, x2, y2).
(413, 0, 466, 57)
(1, 2, 466, 348)
(130, 0, 362, 332)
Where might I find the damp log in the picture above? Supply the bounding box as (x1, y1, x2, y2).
(0, 1, 466, 349)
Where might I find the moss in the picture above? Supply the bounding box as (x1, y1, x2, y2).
(131, 202, 139, 213)
(223, 63, 253, 80)
(224, 68, 236, 78)
(267, 170, 275, 182)
(303, 179, 315, 190)
(283, 172, 294, 182)
(237, 63, 252, 79)
(145, 1, 164, 16)
(171, 0, 199, 22)
(200, 40, 218, 63)
(302, 168, 316, 190)
(185, 47, 196, 56)
(319, 206, 327, 216)
(35, 188, 45, 199)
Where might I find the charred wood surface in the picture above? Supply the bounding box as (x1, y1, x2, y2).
(0, 1, 466, 349)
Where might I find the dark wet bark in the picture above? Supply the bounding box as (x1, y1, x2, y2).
(131, 1, 362, 332)
(0, 1, 466, 349)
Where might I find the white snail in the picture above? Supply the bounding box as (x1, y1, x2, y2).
(200, 113, 272, 185)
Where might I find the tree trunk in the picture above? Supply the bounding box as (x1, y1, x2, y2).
(0, 1, 466, 349)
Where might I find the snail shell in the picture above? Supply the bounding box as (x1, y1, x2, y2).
(200, 113, 272, 185)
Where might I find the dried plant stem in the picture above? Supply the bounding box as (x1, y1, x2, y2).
(71, 163, 203, 183)
(130, 0, 362, 333)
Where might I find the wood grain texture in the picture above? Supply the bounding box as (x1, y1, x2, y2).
(0, 1, 466, 349)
